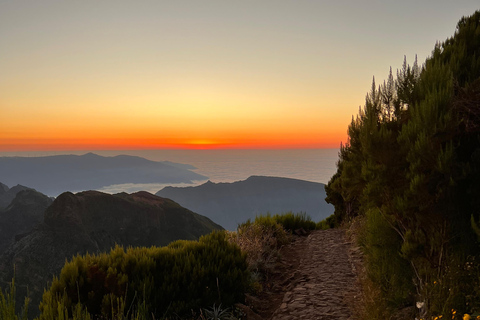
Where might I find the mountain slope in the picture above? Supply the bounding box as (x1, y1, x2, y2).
(0, 191, 222, 315)
(0, 189, 53, 254)
(0, 153, 207, 196)
(157, 176, 334, 230)
(0, 183, 35, 209)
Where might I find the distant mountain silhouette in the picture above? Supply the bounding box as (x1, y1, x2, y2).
(0, 191, 222, 315)
(0, 188, 53, 254)
(156, 176, 334, 230)
(0, 153, 207, 196)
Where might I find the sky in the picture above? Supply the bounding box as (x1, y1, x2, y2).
(1, 1, 479, 151)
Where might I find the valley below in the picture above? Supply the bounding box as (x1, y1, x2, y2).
(0, 154, 336, 319)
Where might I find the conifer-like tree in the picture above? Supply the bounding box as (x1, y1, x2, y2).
(326, 10, 480, 319)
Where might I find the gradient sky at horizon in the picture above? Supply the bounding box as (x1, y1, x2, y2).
(1, 1, 479, 151)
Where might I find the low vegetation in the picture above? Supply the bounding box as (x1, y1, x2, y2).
(0, 278, 29, 320)
(267, 212, 317, 232)
(0, 212, 318, 319)
(38, 231, 249, 320)
(316, 213, 338, 230)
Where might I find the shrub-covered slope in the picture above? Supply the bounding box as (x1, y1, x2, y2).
(38, 231, 248, 319)
(325, 10, 480, 319)
(0, 191, 222, 317)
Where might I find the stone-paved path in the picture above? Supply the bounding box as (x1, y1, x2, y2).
(255, 229, 362, 320)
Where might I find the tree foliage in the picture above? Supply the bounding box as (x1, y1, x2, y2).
(326, 10, 480, 319)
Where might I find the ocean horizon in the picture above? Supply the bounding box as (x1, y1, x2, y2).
(0, 148, 339, 195)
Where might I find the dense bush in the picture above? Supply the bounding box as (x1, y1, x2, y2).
(244, 212, 316, 233)
(360, 209, 414, 308)
(270, 212, 317, 231)
(325, 10, 480, 319)
(229, 215, 289, 276)
(37, 231, 249, 319)
(228, 212, 315, 290)
(316, 214, 339, 230)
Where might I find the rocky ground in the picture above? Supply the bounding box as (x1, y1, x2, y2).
(242, 229, 363, 320)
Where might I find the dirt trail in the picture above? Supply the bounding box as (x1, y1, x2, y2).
(247, 229, 363, 320)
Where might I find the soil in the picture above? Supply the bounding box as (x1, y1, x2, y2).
(243, 229, 363, 320)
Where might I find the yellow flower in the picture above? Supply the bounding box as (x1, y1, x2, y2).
(464, 314, 471, 320)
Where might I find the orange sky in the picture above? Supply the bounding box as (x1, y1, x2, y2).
(1, 1, 478, 151)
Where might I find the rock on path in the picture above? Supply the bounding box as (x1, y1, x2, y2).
(268, 229, 361, 320)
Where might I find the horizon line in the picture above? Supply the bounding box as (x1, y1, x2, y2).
(0, 146, 341, 155)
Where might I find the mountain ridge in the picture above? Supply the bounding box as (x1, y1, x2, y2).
(0, 183, 36, 209)
(0, 153, 207, 196)
(0, 188, 53, 254)
(157, 175, 334, 230)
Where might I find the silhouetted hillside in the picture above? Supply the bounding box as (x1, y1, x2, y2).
(157, 176, 334, 230)
(0, 153, 207, 196)
(0, 188, 53, 254)
(0, 182, 35, 209)
(0, 191, 222, 316)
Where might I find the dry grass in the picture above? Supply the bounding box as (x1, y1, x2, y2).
(227, 219, 290, 280)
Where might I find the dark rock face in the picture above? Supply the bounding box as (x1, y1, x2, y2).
(0, 189, 53, 254)
(40, 190, 222, 249)
(0, 183, 34, 209)
(157, 176, 334, 230)
(0, 191, 222, 315)
(0, 153, 207, 196)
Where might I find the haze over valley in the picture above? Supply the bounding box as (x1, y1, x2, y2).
(0, 153, 206, 196)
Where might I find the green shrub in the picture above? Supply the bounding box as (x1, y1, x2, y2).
(38, 231, 249, 319)
(359, 209, 414, 310)
(231, 218, 288, 273)
(270, 212, 317, 231)
(229, 213, 305, 288)
(242, 215, 290, 244)
(38, 290, 91, 320)
(0, 278, 29, 320)
(316, 214, 339, 230)
(244, 212, 316, 233)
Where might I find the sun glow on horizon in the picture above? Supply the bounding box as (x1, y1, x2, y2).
(0, 134, 345, 152)
(1, 1, 476, 153)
